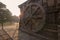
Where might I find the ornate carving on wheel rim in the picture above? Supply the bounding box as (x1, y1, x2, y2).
(22, 3, 45, 32)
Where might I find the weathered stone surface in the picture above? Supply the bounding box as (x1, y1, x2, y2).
(18, 0, 60, 40)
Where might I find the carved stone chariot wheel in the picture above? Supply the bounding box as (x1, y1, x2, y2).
(22, 3, 46, 32)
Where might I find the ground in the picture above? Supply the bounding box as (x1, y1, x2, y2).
(0, 22, 19, 40)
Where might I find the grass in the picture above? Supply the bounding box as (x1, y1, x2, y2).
(0, 22, 18, 27)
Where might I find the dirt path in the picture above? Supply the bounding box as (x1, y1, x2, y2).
(3, 23, 19, 40)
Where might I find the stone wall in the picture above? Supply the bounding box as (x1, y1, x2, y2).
(18, 0, 60, 40)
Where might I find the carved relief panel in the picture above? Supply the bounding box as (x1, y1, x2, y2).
(20, 3, 45, 32)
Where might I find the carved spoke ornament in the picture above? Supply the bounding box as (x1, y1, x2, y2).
(22, 3, 45, 32)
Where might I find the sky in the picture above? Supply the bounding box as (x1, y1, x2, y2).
(0, 0, 27, 16)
